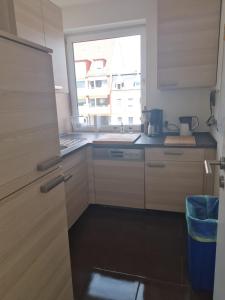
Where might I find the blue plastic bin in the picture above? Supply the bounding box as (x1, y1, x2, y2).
(186, 196, 219, 292)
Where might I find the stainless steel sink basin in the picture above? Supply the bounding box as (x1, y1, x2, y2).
(59, 134, 87, 153)
(60, 145, 67, 150)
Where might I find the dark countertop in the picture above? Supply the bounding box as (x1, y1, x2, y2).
(60, 132, 217, 158)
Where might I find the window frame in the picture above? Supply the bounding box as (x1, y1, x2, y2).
(66, 23, 147, 131)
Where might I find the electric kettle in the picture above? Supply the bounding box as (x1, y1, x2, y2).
(179, 116, 199, 136)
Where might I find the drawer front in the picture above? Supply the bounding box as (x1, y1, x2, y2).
(145, 148, 204, 162)
(94, 160, 145, 209)
(145, 161, 204, 212)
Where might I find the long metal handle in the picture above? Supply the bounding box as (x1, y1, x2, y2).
(204, 158, 225, 175)
(40, 175, 64, 193)
(163, 151, 183, 156)
(204, 160, 213, 175)
(37, 156, 62, 172)
(64, 174, 73, 182)
(147, 162, 166, 168)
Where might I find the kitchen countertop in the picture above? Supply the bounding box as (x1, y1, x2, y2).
(60, 132, 217, 157)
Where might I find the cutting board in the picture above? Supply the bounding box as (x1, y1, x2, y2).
(164, 135, 196, 146)
(93, 133, 141, 144)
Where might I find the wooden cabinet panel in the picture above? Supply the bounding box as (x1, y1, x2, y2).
(158, 0, 221, 89)
(0, 0, 17, 35)
(42, 0, 69, 92)
(145, 161, 204, 212)
(0, 36, 60, 200)
(62, 149, 89, 228)
(0, 0, 69, 92)
(13, 0, 45, 46)
(145, 148, 204, 162)
(0, 170, 73, 300)
(94, 160, 145, 209)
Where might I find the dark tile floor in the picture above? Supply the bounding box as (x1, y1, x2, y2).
(69, 205, 213, 300)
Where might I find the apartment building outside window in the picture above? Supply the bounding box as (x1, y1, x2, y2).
(66, 25, 146, 130)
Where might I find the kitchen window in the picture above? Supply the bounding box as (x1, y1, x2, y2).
(66, 24, 146, 130)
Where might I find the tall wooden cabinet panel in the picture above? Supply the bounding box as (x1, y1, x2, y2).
(0, 170, 73, 300)
(42, 0, 69, 92)
(0, 35, 60, 200)
(158, 0, 221, 89)
(62, 149, 89, 228)
(94, 160, 145, 209)
(13, 0, 45, 46)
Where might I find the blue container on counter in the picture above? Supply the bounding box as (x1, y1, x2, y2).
(186, 195, 219, 292)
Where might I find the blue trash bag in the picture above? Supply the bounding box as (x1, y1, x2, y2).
(186, 195, 219, 242)
(186, 195, 219, 291)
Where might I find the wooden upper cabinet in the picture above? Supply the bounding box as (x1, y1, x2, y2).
(42, 0, 69, 93)
(0, 0, 17, 35)
(13, 0, 45, 46)
(0, 0, 69, 92)
(158, 0, 221, 89)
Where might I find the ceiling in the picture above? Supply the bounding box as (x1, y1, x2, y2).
(51, 0, 104, 7)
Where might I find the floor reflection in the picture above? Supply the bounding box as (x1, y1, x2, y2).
(83, 271, 139, 300)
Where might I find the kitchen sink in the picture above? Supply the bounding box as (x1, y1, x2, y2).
(60, 134, 87, 153)
(60, 145, 67, 150)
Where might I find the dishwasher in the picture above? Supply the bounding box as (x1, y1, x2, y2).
(93, 147, 145, 209)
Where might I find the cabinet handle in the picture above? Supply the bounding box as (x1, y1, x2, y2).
(40, 175, 64, 193)
(147, 163, 166, 168)
(64, 174, 73, 182)
(37, 156, 62, 171)
(163, 151, 183, 156)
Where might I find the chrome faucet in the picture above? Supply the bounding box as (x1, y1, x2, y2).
(120, 122, 124, 133)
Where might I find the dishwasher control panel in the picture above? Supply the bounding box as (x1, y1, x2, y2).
(93, 148, 144, 161)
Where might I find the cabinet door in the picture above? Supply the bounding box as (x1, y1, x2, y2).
(145, 161, 204, 212)
(13, 0, 45, 46)
(63, 150, 88, 228)
(0, 170, 73, 300)
(0, 36, 60, 200)
(94, 160, 145, 209)
(158, 0, 221, 89)
(41, 0, 69, 92)
(0, 0, 17, 35)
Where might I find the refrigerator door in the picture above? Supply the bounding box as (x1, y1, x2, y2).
(0, 36, 60, 200)
(0, 169, 73, 300)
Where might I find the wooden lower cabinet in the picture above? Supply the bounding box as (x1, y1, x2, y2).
(94, 160, 145, 209)
(62, 149, 89, 228)
(145, 161, 203, 212)
(0, 170, 73, 300)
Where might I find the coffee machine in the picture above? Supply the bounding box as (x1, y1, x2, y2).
(142, 108, 163, 136)
(148, 109, 163, 136)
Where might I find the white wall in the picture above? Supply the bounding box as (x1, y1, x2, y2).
(62, 0, 212, 131)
